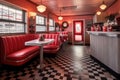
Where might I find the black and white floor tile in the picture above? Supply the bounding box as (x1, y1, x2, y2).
(0, 44, 117, 80)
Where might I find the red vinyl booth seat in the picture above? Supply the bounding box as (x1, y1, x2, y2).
(0, 34, 39, 66)
(43, 34, 61, 54)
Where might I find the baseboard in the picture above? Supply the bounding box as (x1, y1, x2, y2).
(90, 55, 120, 79)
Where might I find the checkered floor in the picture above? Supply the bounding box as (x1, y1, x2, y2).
(0, 44, 117, 80)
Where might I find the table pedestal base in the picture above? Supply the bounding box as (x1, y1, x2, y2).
(36, 64, 46, 69)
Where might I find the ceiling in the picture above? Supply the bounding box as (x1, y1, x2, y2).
(30, 0, 117, 16)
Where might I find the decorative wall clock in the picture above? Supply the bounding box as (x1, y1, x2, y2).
(62, 21, 69, 28)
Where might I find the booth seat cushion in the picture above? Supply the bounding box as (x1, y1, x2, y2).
(0, 34, 39, 66)
(44, 45, 59, 50)
(6, 46, 39, 61)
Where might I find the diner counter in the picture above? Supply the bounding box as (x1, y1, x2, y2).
(87, 31, 120, 37)
(88, 31, 120, 75)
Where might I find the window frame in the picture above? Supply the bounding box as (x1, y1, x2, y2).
(36, 15, 47, 32)
(49, 18, 55, 32)
(0, 4, 26, 35)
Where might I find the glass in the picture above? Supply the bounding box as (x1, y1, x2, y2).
(36, 15, 46, 32)
(49, 19, 55, 31)
(0, 22, 3, 33)
(9, 8, 15, 20)
(75, 35, 82, 41)
(2, 5, 8, 19)
(0, 4, 26, 34)
(49, 26, 55, 31)
(16, 23, 24, 33)
(16, 10, 22, 21)
(9, 23, 15, 33)
(49, 19, 54, 26)
(36, 25, 46, 32)
(107, 26, 112, 31)
(75, 23, 81, 33)
(36, 16, 45, 25)
(0, 4, 2, 19)
(4, 22, 10, 33)
(102, 26, 107, 32)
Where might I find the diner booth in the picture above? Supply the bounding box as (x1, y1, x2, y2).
(0, 0, 120, 79)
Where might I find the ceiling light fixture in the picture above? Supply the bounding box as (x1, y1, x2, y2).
(58, 8, 63, 20)
(37, 0, 46, 13)
(100, 0, 107, 10)
(96, 11, 101, 15)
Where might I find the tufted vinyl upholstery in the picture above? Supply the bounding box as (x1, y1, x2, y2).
(43, 34, 61, 54)
(0, 34, 39, 66)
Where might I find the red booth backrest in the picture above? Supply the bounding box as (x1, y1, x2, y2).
(44, 34, 60, 45)
(0, 34, 39, 57)
(57, 31, 68, 42)
(62, 31, 68, 35)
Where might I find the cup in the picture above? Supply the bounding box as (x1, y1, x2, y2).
(102, 26, 107, 32)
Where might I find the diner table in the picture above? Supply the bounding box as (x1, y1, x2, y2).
(25, 39, 54, 69)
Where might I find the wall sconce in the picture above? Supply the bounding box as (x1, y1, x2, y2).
(29, 12, 36, 33)
(29, 12, 36, 19)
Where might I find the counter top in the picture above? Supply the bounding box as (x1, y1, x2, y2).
(87, 31, 120, 38)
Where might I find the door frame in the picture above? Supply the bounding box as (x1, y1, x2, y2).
(72, 19, 85, 45)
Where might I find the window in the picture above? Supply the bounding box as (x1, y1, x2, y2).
(0, 22, 25, 33)
(0, 4, 2, 18)
(0, 4, 26, 34)
(36, 15, 46, 32)
(15, 10, 23, 21)
(49, 19, 55, 31)
(2, 5, 8, 19)
(9, 8, 15, 20)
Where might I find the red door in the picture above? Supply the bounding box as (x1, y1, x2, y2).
(73, 20, 84, 42)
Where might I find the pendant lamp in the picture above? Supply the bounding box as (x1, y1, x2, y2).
(96, 11, 101, 15)
(58, 8, 63, 20)
(100, 0, 107, 10)
(37, 0, 46, 13)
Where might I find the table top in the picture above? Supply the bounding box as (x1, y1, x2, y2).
(25, 39, 54, 46)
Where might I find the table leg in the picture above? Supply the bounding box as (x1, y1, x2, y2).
(37, 46, 44, 69)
